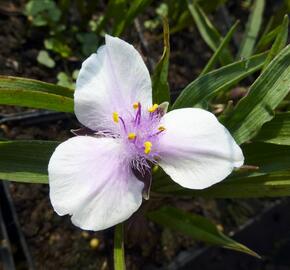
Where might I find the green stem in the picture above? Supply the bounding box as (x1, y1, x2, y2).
(114, 223, 126, 270)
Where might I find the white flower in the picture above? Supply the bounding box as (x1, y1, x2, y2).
(48, 35, 244, 231)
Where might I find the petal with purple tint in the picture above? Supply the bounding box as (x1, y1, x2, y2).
(48, 136, 143, 231)
(157, 108, 244, 189)
(75, 35, 152, 132)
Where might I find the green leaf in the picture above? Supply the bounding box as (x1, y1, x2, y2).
(167, 171, 290, 199)
(170, 10, 191, 34)
(257, 15, 274, 45)
(262, 15, 289, 70)
(238, 0, 265, 58)
(57, 72, 75, 89)
(152, 143, 290, 198)
(223, 45, 290, 145)
(113, 0, 152, 36)
(243, 142, 290, 174)
(25, 0, 61, 26)
(255, 25, 280, 53)
(0, 140, 58, 184)
(114, 223, 126, 270)
(37, 50, 55, 68)
(254, 112, 290, 145)
(76, 32, 99, 56)
(95, 0, 127, 34)
(44, 38, 72, 58)
(0, 76, 73, 97)
(152, 18, 170, 104)
(187, 0, 232, 65)
(200, 20, 239, 76)
(0, 76, 74, 112)
(172, 52, 267, 110)
(148, 207, 259, 258)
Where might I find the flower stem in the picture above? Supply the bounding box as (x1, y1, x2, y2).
(114, 223, 126, 270)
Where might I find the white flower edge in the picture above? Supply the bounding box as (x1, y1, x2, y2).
(157, 108, 244, 189)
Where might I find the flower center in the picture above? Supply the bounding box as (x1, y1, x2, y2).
(112, 102, 166, 160)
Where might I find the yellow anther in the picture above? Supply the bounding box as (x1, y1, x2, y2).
(128, 132, 136, 140)
(112, 112, 119, 123)
(133, 102, 139, 109)
(144, 141, 152, 155)
(148, 103, 159, 113)
(158, 126, 166, 131)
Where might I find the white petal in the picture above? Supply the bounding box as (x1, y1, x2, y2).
(157, 108, 244, 189)
(48, 136, 143, 231)
(75, 35, 152, 131)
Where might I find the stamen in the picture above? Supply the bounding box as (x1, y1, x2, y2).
(128, 132, 136, 140)
(144, 141, 152, 154)
(112, 112, 119, 123)
(119, 116, 127, 132)
(133, 102, 139, 110)
(149, 125, 166, 138)
(148, 104, 159, 113)
(134, 102, 142, 125)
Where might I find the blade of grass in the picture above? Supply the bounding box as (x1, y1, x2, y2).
(262, 15, 288, 71)
(172, 52, 267, 110)
(255, 25, 281, 52)
(148, 207, 260, 258)
(0, 140, 59, 184)
(113, 0, 152, 36)
(0, 89, 74, 112)
(0, 76, 74, 112)
(154, 170, 290, 198)
(223, 45, 290, 144)
(254, 112, 290, 145)
(200, 20, 239, 76)
(238, 0, 265, 58)
(95, 0, 127, 34)
(254, 16, 274, 52)
(0, 76, 74, 97)
(187, 0, 233, 65)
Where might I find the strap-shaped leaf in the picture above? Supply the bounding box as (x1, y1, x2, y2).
(200, 20, 240, 76)
(254, 112, 290, 145)
(152, 18, 170, 104)
(172, 52, 267, 109)
(113, 0, 152, 36)
(255, 25, 280, 52)
(148, 207, 259, 258)
(0, 76, 74, 97)
(153, 170, 290, 198)
(262, 15, 288, 70)
(159, 171, 290, 198)
(0, 76, 74, 112)
(95, 0, 127, 34)
(237, 0, 265, 58)
(187, 0, 232, 65)
(0, 140, 58, 184)
(223, 45, 290, 145)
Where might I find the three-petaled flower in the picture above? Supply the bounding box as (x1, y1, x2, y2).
(48, 35, 244, 231)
